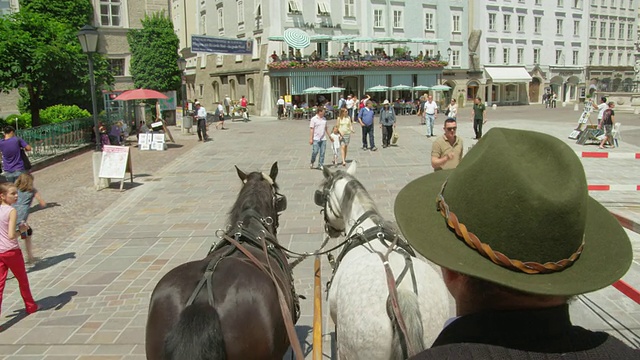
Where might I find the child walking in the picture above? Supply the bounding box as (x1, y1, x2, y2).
(0, 182, 38, 316)
(14, 173, 46, 264)
(329, 126, 342, 166)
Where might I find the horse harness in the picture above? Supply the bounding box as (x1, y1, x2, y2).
(315, 181, 421, 358)
(184, 207, 304, 360)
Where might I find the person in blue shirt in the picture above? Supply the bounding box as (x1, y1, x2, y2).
(357, 101, 377, 151)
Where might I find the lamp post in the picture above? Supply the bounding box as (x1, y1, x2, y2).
(178, 57, 187, 117)
(78, 25, 109, 190)
(447, 47, 452, 66)
(77, 25, 100, 152)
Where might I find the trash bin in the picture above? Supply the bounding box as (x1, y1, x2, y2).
(182, 115, 193, 134)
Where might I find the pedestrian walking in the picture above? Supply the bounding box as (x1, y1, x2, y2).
(13, 173, 46, 264)
(599, 102, 615, 149)
(0, 182, 38, 316)
(276, 96, 285, 120)
(431, 118, 463, 171)
(471, 96, 487, 140)
(446, 99, 458, 120)
(336, 108, 353, 167)
(309, 108, 329, 170)
(593, 96, 608, 127)
(329, 126, 342, 166)
(422, 95, 438, 137)
(358, 100, 377, 151)
(378, 100, 396, 148)
(215, 103, 227, 130)
(0, 126, 32, 184)
(224, 95, 231, 115)
(194, 101, 209, 141)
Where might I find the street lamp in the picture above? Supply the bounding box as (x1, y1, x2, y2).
(178, 57, 187, 117)
(77, 25, 100, 152)
(447, 47, 452, 64)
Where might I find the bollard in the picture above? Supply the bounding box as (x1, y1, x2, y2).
(562, 102, 567, 107)
(492, 104, 497, 110)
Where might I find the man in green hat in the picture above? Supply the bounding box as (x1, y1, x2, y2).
(395, 128, 638, 358)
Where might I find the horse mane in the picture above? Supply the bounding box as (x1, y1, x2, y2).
(324, 170, 383, 224)
(228, 171, 278, 228)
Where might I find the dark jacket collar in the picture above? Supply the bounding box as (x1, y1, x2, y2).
(432, 304, 608, 353)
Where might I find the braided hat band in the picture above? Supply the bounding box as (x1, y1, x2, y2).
(436, 181, 584, 274)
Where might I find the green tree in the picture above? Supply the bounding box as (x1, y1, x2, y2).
(0, 11, 113, 127)
(20, 0, 93, 29)
(127, 12, 181, 92)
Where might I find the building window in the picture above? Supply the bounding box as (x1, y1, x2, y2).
(619, 23, 625, 39)
(558, 0, 563, 5)
(573, 0, 582, 7)
(317, 1, 330, 15)
(344, 0, 354, 17)
(489, 13, 496, 31)
(288, 0, 301, 14)
(452, 15, 460, 32)
(215, 9, 221, 31)
(100, 0, 121, 26)
(535, 0, 541, 4)
(489, 47, 496, 63)
(599, 21, 606, 38)
(589, 51, 594, 64)
(590, 20, 596, 37)
(503, 14, 511, 32)
(533, 48, 540, 64)
(199, 84, 204, 98)
(617, 53, 622, 65)
(628, 22, 633, 39)
(534, 17, 541, 33)
(237, 0, 244, 24)
(452, 50, 460, 66)
(573, 20, 579, 36)
(374, 9, 383, 28)
(517, 15, 525, 32)
(393, 10, 402, 28)
(598, 52, 603, 65)
(107, 58, 125, 76)
(556, 19, 563, 35)
(252, 37, 261, 59)
(247, 78, 254, 103)
(503, 47, 510, 64)
(608, 52, 613, 65)
(609, 23, 615, 39)
(517, 48, 524, 63)
(555, 49, 562, 64)
(425, 12, 434, 31)
(213, 81, 220, 103)
(573, 50, 579, 65)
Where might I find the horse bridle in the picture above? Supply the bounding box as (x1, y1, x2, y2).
(314, 180, 344, 238)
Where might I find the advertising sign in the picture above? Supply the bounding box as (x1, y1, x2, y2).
(192, 35, 253, 55)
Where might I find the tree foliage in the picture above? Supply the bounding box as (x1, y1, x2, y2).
(127, 12, 181, 92)
(20, 0, 93, 29)
(0, 7, 112, 127)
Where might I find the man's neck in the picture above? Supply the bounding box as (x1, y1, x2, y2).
(4, 133, 14, 140)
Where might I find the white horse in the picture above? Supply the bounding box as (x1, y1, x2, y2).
(315, 162, 450, 360)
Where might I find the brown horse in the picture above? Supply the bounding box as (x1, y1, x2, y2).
(145, 162, 299, 360)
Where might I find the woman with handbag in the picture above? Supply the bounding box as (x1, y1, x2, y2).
(0, 126, 32, 183)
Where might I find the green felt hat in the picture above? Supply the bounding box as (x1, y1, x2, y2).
(395, 128, 632, 296)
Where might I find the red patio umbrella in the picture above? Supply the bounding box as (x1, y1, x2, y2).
(113, 89, 168, 101)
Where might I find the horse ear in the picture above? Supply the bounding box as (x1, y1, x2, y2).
(235, 165, 248, 183)
(346, 160, 357, 175)
(322, 166, 331, 178)
(269, 162, 278, 182)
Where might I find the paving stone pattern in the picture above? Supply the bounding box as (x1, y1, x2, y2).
(0, 105, 638, 359)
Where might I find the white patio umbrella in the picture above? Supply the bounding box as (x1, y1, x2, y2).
(302, 86, 327, 94)
(412, 85, 431, 91)
(283, 28, 311, 49)
(390, 84, 412, 91)
(431, 85, 452, 91)
(325, 86, 345, 93)
(366, 85, 389, 92)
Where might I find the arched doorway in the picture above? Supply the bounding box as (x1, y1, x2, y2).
(549, 76, 563, 98)
(623, 78, 633, 92)
(467, 80, 479, 101)
(529, 77, 541, 103)
(566, 76, 580, 102)
(247, 78, 255, 104)
(212, 81, 220, 103)
(230, 79, 237, 101)
(342, 76, 358, 97)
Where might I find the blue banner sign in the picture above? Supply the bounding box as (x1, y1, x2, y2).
(192, 35, 253, 55)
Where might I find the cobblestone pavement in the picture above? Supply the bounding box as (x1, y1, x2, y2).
(0, 105, 638, 359)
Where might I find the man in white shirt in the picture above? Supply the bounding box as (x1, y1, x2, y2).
(194, 102, 209, 141)
(345, 94, 355, 121)
(276, 96, 285, 120)
(423, 95, 438, 137)
(592, 96, 608, 127)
